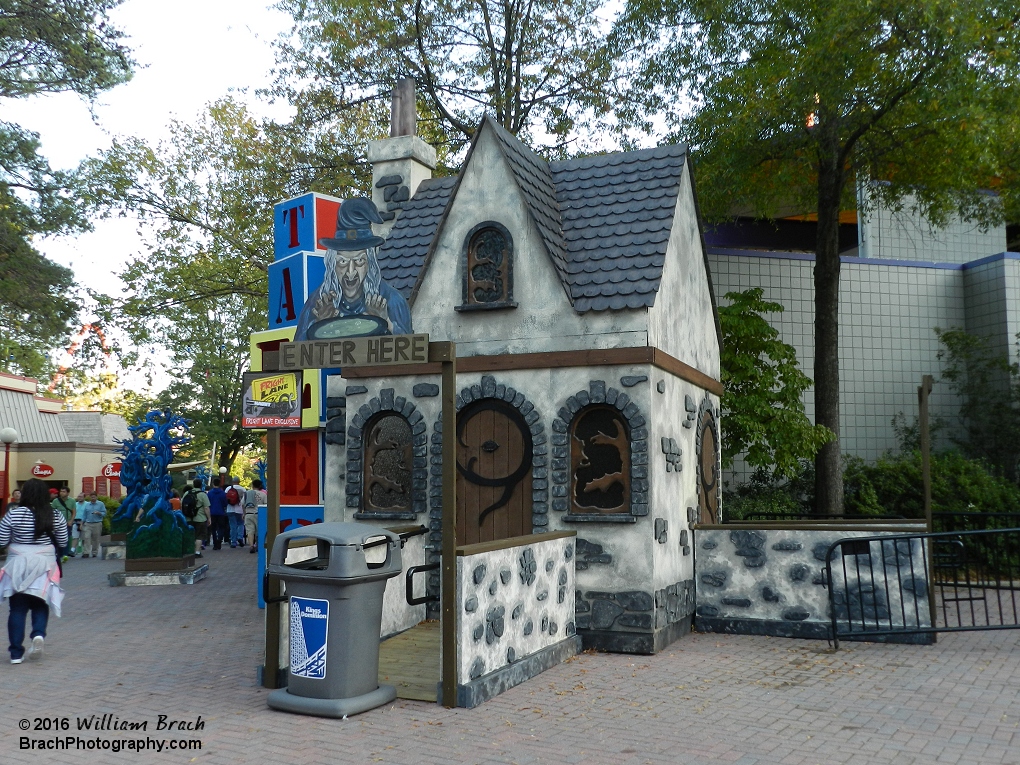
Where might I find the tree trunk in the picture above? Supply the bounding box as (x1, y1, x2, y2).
(814, 131, 846, 516)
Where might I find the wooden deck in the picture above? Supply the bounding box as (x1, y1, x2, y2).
(378, 621, 440, 702)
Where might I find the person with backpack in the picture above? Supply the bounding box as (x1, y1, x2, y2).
(180, 479, 209, 558)
(0, 478, 67, 663)
(243, 480, 267, 554)
(225, 478, 244, 549)
(206, 478, 228, 551)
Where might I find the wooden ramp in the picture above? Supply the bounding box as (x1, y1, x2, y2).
(378, 621, 440, 702)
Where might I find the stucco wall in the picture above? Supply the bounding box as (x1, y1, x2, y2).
(647, 163, 720, 378)
(326, 364, 711, 651)
(694, 527, 932, 638)
(380, 530, 427, 638)
(456, 535, 575, 684)
(410, 126, 648, 356)
(646, 372, 715, 630)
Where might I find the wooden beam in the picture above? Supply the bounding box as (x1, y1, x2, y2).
(455, 530, 576, 557)
(342, 346, 724, 396)
(263, 428, 282, 689)
(438, 342, 458, 708)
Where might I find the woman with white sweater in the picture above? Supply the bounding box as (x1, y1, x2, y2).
(0, 478, 67, 663)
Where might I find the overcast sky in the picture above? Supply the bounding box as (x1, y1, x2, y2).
(4, 0, 292, 297)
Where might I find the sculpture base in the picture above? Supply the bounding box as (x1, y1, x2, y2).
(266, 685, 396, 718)
(108, 564, 208, 587)
(101, 541, 126, 560)
(124, 556, 195, 572)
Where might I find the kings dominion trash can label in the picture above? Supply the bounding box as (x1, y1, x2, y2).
(289, 597, 329, 679)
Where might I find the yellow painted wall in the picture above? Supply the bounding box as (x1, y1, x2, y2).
(250, 327, 327, 429)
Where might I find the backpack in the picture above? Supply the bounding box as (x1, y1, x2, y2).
(243, 489, 257, 509)
(226, 486, 240, 506)
(181, 490, 198, 519)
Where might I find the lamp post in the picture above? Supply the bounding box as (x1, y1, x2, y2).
(218, 466, 228, 486)
(1, 427, 18, 504)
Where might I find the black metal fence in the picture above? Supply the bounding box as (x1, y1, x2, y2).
(824, 528, 1020, 648)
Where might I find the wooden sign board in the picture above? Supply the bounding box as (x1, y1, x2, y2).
(278, 333, 430, 370)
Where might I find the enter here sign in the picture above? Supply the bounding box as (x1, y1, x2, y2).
(278, 334, 430, 369)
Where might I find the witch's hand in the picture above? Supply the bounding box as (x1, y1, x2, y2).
(365, 294, 391, 329)
(312, 291, 337, 321)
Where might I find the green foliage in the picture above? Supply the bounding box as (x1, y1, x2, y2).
(935, 327, 1020, 480)
(125, 519, 194, 560)
(726, 450, 1020, 520)
(844, 451, 1020, 519)
(269, 0, 614, 156)
(614, 0, 1020, 513)
(0, 0, 132, 99)
(718, 288, 833, 477)
(722, 469, 811, 521)
(613, 0, 1020, 226)
(77, 99, 317, 468)
(0, 213, 77, 378)
(0, 0, 133, 378)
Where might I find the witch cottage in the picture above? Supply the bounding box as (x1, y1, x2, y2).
(253, 101, 723, 704)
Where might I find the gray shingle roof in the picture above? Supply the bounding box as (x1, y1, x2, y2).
(58, 412, 130, 444)
(551, 145, 687, 312)
(378, 176, 458, 299)
(486, 120, 571, 296)
(387, 120, 691, 314)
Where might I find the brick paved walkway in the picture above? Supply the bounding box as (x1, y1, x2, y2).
(1, 550, 1018, 764)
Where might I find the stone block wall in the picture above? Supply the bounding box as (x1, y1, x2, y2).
(695, 527, 932, 642)
(455, 534, 579, 706)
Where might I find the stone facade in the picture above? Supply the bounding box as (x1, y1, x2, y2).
(456, 535, 577, 691)
(694, 527, 932, 643)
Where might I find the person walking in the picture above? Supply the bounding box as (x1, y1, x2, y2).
(207, 479, 228, 551)
(51, 488, 76, 559)
(79, 492, 106, 558)
(181, 480, 209, 557)
(244, 480, 267, 554)
(72, 493, 85, 556)
(0, 478, 67, 663)
(225, 478, 244, 549)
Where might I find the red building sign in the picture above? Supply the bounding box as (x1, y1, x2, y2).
(31, 464, 54, 478)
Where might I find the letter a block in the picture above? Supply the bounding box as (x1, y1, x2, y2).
(268, 251, 325, 329)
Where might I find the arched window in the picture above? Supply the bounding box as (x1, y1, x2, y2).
(362, 412, 413, 515)
(696, 406, 720, 524)
(457, 221, 516, 310)
(569, 406, 631, 516)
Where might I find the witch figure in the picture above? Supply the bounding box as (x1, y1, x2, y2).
(294, 198, 412, 340)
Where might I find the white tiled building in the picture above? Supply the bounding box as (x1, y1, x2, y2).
(709, 204, 1012, 482)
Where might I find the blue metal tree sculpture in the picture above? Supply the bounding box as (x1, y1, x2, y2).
(195, 465, 211, 490)
(113, 410, 195, 560)
(256, 459, 267, 489)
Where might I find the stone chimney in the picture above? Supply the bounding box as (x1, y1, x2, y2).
(369, 78, 436, 238)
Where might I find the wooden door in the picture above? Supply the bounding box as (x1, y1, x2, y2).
(697, 412, 719, 524)
(456, 398, 533, 545)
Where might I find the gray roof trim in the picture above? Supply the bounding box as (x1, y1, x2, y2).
(387, 120, 711, 330)
(404, 122, 486, 307)
(484, 119, 572, 305)
(683, 159, 724, 357)
(379, 175, 458, 301)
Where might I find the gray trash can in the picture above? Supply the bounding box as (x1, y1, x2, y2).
(265, 523, 402, 718)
